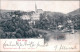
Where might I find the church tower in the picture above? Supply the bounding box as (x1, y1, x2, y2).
(35, 3, 37, 13)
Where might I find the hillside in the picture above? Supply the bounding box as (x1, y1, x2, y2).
(68, 8, 80, 16)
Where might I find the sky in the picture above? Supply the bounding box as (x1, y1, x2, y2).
(1, 0, 79, 14)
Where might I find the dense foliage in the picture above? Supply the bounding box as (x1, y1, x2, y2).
(0, 9, 80, 39)
(34, 12, 80, 30)
(0, 11, 39, 38)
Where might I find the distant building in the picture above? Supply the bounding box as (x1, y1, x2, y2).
(20, 14, 30, 20)
(31, 3, 43, 20)
(21, 3, 43, 25)
(37, 9, 43, 14)
(21, 3, 43, 20)
(35, 3, 43, 14)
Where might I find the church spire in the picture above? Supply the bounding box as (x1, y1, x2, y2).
(35, 3, 37, 13)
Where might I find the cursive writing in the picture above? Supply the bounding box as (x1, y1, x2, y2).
(3, 40, 48, 49)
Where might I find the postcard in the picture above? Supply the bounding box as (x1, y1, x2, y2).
(0, 0, 80, 52)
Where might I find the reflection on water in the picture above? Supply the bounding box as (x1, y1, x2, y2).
(39, 30, 80, 43)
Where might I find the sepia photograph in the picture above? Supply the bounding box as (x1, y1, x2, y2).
(0, 0, 80, 51)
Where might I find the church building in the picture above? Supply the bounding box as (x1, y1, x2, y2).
(31, 3, 43, 20)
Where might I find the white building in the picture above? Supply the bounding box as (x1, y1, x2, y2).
(20, 15, 30, 20)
